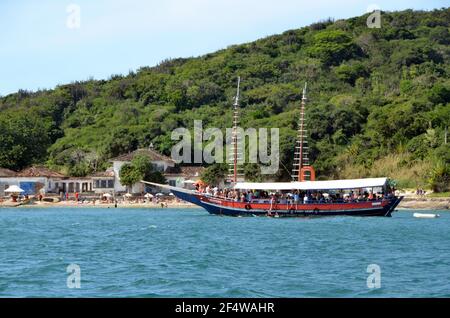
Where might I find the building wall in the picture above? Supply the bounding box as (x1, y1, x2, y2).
(112, 161, 128, 193)
(165, 176, 186, 188)
(0, 177, 50, 196)
(92, 178, 115, 194)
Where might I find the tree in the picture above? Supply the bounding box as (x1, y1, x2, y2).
(429, 26, 450, 45)
(428, 83, 450, 105)
(119, 163, 142, 192)
(103, 127, 139, 158)
(132, 154, 166, 184)
(244, 163, 263, 182)
(306, 30, 358, 66)
(119, 155, 167, 192)
(334, 62, 368, 85)
(200, 164, 227, 186)
(428, 161, 450, 193)
(0, 112, 51, 170)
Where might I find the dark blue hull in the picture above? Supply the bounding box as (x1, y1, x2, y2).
(170, 189, 403, 218)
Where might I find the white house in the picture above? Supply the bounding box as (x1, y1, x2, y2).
(0, 168, 18, 197)
(90, 169, 115, 194)
(110, 148, 176, 193)
(0, 166, 65, 196)
(164, 166, 205, 189)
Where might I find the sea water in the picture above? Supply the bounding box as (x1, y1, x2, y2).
(0, 207, 449, 297)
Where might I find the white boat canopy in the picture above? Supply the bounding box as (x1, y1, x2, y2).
(234, 178, 388, 191)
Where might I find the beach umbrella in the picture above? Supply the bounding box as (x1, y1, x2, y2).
(103, 193, 112, 198)
(144, 193, 154, 198)
(124, 193, 133, 198)
(156, 193, 164, 196)
(169, 193, 174, 196)
(5, 185, 24, 193)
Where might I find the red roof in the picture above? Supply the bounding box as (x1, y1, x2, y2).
(0, 168, 16, 177)
(110, 148, 175, 163)
(91, 169, 115, 178)
(17, 166, 65, 178)
(165, 166, 205, 177)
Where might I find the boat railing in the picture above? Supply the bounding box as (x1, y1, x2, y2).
(201, 192, 392, 205)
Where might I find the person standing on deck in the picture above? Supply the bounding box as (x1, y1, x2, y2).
(303, 194, 309, 204)
(294, 191, 300, 204)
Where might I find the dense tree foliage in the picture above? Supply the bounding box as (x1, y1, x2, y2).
(1, 8, 449, 190)
(200, 164, 228, 186)
(119, 155, 166, 190)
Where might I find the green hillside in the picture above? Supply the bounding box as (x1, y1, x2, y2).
(1, 8, 449, 191)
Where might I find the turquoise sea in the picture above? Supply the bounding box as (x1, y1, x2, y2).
(0, 207, 449, 297)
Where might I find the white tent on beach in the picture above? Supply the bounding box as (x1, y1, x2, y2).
(4, 185, 25, 193)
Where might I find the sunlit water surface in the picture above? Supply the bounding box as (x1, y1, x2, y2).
(0, 207, 449, 297)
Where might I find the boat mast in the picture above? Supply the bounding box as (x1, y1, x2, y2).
(292, 83, 313, 181)
(228, 77, 243, 184)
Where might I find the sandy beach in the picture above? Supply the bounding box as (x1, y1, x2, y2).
(397, 197, 450, 210)
(0, 200, 200, 209)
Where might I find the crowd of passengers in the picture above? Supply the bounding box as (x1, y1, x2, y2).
(196, 185, 393, 204)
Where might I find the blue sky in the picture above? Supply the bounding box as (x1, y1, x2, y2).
(0, 0, 447, 96)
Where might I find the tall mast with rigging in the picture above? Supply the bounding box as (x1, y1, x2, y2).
(228, 77, 244, 184)
(292, 83, 315, 182)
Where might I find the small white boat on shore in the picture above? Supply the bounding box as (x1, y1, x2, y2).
(413, 213, 440, 219)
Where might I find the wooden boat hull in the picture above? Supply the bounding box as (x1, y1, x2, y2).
(170, 188, 403, 218)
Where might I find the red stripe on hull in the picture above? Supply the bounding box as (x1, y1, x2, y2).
(199, 196, 389, 211)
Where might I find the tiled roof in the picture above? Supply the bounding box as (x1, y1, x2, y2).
(17, 166, 65, 178)
(110, 148, 175, 163)
(91, 169, 115, 178)
(0, 168, 16, 177)
(165, 166, 205, 177)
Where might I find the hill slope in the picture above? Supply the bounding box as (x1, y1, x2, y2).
(0, 8, 449, 190)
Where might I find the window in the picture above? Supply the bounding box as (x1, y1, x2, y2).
(168, 180, 176, 187)
(93, 179, 114, 188)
